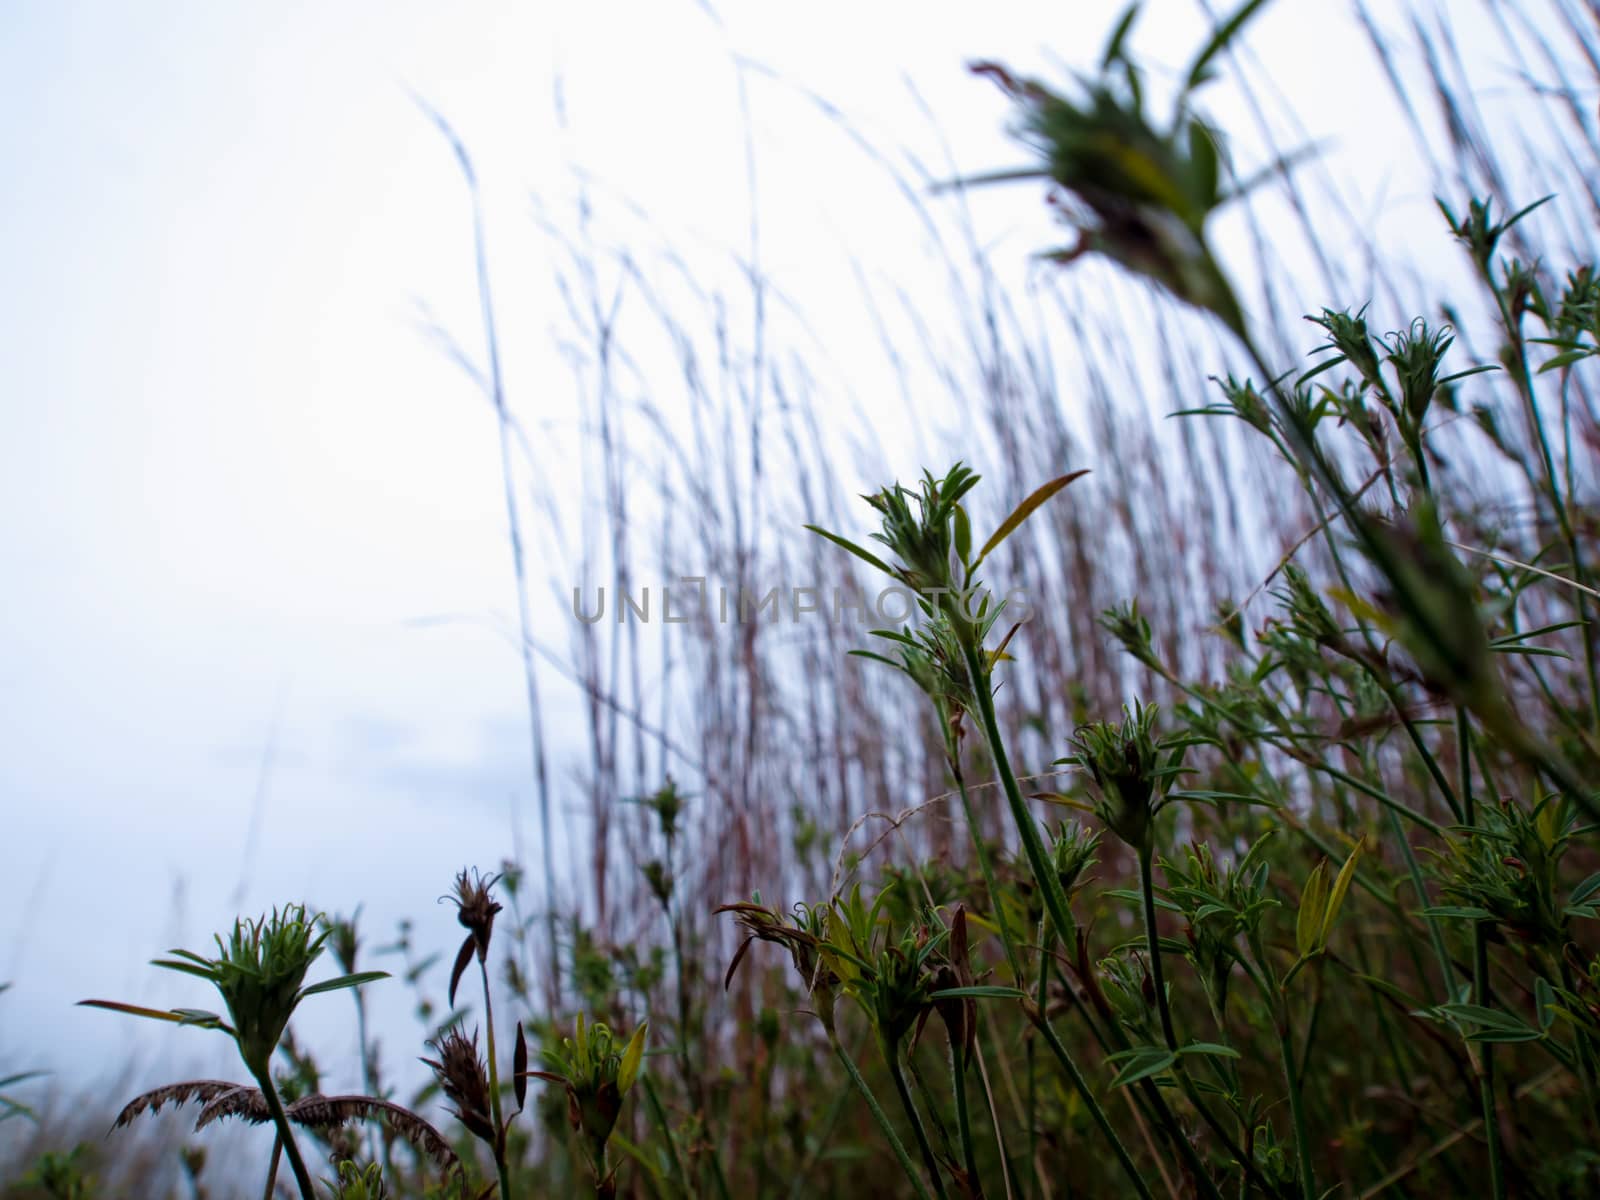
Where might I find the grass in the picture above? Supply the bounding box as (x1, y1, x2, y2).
(7, 0, 1600, 1196)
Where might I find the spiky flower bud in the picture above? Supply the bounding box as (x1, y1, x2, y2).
(1049, 822, 1103, 898)
(528, 1016, 647, 1197)
(641, 859, 673, 907)
(862, 464, 982, 602)
(1099, 600, 1157, 669)
(211, 906, 326, 1074)
(1064, 704, 1170, 854)
(326, 1161, 388, 1200)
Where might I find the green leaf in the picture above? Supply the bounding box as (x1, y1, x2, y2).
(1296, 861, 1329, 959)
(1179, 1041, 1240, 1059)
(1490, 644, 1569, 659)
(298, 970, 390, 1000)
(1102, 2, 1141, 67)
(804, 525, 897, 579)
(1468, 1027, 1546, 1044)
(1437, 1003, 1542, 1042)
(1435, 363, 1499, 386)
(1168, 789, 1277, 809)
(1189, 120, 1220, 204)
(618, 1022, 648, 1094)
(1104, 888, 1183, 912)
(1420, 906, 1495, 921)
(78, 999, 229, 1031)
(1355, 973, 1419, 1009)
(846, 649, 901, 670)
(928, 986, 1027, 1001)
(1504, 193, 1555, 231)
(974, 471, 1089, 569)
(1571, 872, 1600, 908)
(1490, 620, 1585, 646)
(1108, 1046, 1177, 1088)
(172, 1008, 225, 1027)
(953, 503, 972, 567)
(151, 958, 220, 981)
(1538, 348, 1594, 373)
(164, 948, 216, 968)
(1185, 0, 1270, 95)
(1535, 978, 1557, 1032)
(1320, 836, 1365, 947)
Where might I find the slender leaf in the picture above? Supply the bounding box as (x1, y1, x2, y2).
(975, 471, 1089, 568)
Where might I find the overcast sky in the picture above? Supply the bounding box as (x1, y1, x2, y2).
(0, 0, 1541, 1116)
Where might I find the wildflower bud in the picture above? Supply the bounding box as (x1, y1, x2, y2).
(1049, 822, 1102, 898)
(1309, 307, 1383, 392)
(1065, 705, 1166, 853)
(1382, 318, 1455, 427)
(212, 906, 325, 1074)
(642, 859, 674, 907)
(1099, 600, 1157, 668)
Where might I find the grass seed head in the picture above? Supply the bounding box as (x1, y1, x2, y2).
(422, 1025, 496, 1146)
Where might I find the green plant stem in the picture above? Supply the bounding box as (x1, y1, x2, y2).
(1459, 708, 1505, 1196)
(1030, 1014, 1159, 1200)
(949, 1042, 983, 1198)
(1137, 848, 1270, 1198)
(959, 639, 1163, 1199)
(787, 1081, 853, 1200)
(1490, 283, 1600, 731)
(353, 987, 386, 1172)
(261, 1137, 281, 1200)
(1276, 1014, 1317, 1200)
(907, 1052, 956, 1159)
(1036, 924, 1173, 1199)
(1137, 846, 1179, 1052)
(641, 1073, 693, 1200)
(887, 1047, 950, 1200)
(829, 1033, 935, 1200)
(1473, 924, 1507, 1200)
(1557, 957, 1600, 1128)
(958, 640, 1078, 968)
(480, 957, 513, 1200)
(705, 1133, 733, 1200)
(950, 762, 1023, 985)
(255, 1069, 315, 1200)
(1383, 805, 1457, 996)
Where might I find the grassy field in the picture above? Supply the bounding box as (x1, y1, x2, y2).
(6, 1, 1600, 1196)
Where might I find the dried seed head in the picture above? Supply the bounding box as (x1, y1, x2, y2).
(447, 869, 503, 959)
(421, 1026, 496, 1146)
(444, 868, 503, 1007)
(717, 901, 841, 1019)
